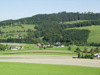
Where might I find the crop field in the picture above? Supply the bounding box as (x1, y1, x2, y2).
(0, 62, 99, 75)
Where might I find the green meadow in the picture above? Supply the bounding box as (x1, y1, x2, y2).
(0, 62, 99, 75)
(0, 24, 35, 39)
(1, 43, 95, 51)
(63, 20, 89, 24)
(69, 25, 100, 43)
(64, 20, 100, 43)
(0, 43, 96, 55)
(0, 24, 35, 32)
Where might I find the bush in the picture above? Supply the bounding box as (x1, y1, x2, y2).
(68, 46, 71, 51)
(84, 55, 91, 58)
(0, 44, 6, 51)
(78, 52, 81, 58)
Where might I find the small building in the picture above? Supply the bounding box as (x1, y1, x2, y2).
(43, 45, 46, 48)
(16, 34, 22, 37)
(10, 46, 21, 50)
(61, 45, 65, 47)
(56, 42, 61, 45)
(37, 43, 41, 47)
(94, 53, 100, 58)
(47, 45, 51, 47)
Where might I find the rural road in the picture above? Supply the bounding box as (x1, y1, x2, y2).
(0, 55, 100, 68)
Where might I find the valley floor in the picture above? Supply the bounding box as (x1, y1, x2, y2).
(0, 55, 100, 68)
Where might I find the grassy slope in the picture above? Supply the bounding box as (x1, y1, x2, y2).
(0, 62, 100, 75)
(64, 20, 100, 43)
(0, 24, 36, 39)
(68, 25, 100, 43)
(0, 24, 36, 32)
(63, 20, 89, 24)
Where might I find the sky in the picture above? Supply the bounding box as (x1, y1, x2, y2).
(0, 0, 100, 21)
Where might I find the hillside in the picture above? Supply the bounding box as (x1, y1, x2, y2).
(67, 25, 100, 44)
(0, 12, 100, 26)
(0, 12, 100, 45)
(0, 24, 36, 39)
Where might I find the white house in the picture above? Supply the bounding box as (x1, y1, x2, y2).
(56, 42, 61, 45)
(94, 53, 100, 58)
(10, 46, 21, 50)
(61, 45, 65, 47)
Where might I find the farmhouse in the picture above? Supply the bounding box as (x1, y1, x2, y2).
(16, 34, 22, 37)
(37, 43, 41, 47)
(56, 42, 61, 45)
(61, 45, 65, 47)
(10, 46, 21, 50)
(94, 53, 100, 58)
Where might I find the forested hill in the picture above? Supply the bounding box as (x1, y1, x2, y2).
(0, 12, 100, 46)
(0, 12, 100, 26)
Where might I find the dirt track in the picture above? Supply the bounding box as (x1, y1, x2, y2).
(0, 55, 100, 67)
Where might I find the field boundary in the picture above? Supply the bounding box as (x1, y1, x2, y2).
(3, 50, 76, 54)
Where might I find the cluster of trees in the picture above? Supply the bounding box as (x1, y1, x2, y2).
(89, 43, 100, 46)
(75, 47, 100, 59)
(67, 46, 100, 59)
(43, 29, 90, 45)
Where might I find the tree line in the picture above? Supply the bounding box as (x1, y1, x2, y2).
(0, 11, 100, 26)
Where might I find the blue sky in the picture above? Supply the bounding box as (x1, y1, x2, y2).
(0, 0, 99, 21)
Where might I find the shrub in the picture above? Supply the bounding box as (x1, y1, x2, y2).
(84, 55, 91, 58)
(78, 52, 81, 58)
(68, 46, 71, 51)
(0, 44, 6, 51)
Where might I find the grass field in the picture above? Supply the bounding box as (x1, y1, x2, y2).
(1, 43, 96, 51)
(0, 62, 99, 75)
(0, 43, 96, 56)
(68, 25, 100, 43)
(0, 24, 36, 39)
(63, 20, 89, 24)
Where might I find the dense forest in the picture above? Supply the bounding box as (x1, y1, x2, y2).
(0, 11, 100, 46)
(0, 11, 100, 26)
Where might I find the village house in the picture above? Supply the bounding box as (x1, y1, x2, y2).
(56, 42, 61, 45)
(10, 46, 21, 50)
(61, 45, 65, 47)
(16, 34, 22, 37)
(37, 43, 41, 47)
(94, 53, 100, 58)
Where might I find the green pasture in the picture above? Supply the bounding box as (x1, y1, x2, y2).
(68, 25, 100, 43)
(0, 62, 99, 75)
(46, 46, 95, 51)
(0, 24, 35, 32)
(0, 24, 35, 39)
(0, 43, 96, 55)
(63, 20, 89, 24)
(1, 43, 96, 51)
